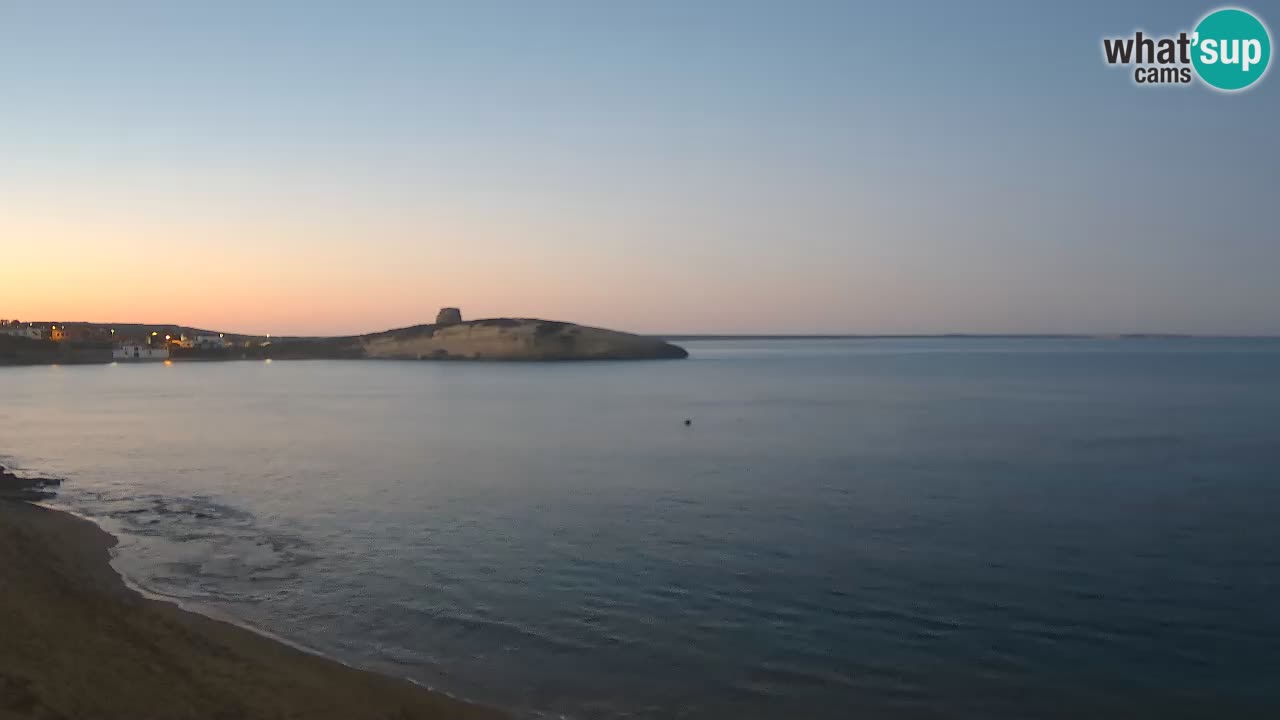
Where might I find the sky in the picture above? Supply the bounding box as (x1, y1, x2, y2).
(1, 0, 1277, 335)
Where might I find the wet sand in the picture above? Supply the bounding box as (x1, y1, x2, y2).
(0, 491, 504, 719)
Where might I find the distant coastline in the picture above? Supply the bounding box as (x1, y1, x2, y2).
(1, 309, 688, 366)
(7, 321, 1274, 368)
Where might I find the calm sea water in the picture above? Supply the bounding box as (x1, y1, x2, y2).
(2, 338, 1279, 719)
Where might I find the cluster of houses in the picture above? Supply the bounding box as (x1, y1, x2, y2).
(1, 320, 233, 362)
(1, 322, 61, 341)
(113, 332, 232, 360)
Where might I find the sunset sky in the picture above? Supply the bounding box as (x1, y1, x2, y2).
(2, 1, 1277, 336)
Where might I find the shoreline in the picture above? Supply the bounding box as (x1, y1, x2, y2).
(53, 504, 363, 669)
(0, 468, 506, 720)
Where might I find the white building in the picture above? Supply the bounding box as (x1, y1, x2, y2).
(113, 344, 170, 361)
(193, 334, 229, 348)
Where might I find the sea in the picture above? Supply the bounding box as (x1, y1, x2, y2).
(1, 338, 1278, 719)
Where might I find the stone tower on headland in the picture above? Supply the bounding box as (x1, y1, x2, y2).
(435, 307, 462, 326)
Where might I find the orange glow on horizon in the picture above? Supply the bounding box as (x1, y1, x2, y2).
(1, 200, 688, 335)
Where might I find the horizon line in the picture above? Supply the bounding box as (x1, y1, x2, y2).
(7, 320, 1279, 341)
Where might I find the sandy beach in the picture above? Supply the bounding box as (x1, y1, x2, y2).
(0, 476, 504, 720)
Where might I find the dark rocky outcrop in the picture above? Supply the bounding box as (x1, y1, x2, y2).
(0, 465, 62, 502)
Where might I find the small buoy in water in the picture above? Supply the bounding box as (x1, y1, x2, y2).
(684, 419, 692, 426)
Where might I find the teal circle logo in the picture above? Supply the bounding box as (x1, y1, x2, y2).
(1192, 8, 1271, 91)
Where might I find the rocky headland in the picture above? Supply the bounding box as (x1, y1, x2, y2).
(2, 309, 688, 364)
(358, 314, 688, 361)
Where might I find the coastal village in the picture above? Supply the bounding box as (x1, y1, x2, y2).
(1, 310, 687, 365)
(0, 319, 242, 362)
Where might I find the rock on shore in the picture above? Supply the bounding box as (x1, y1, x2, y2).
(0, 465, 62, 502)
